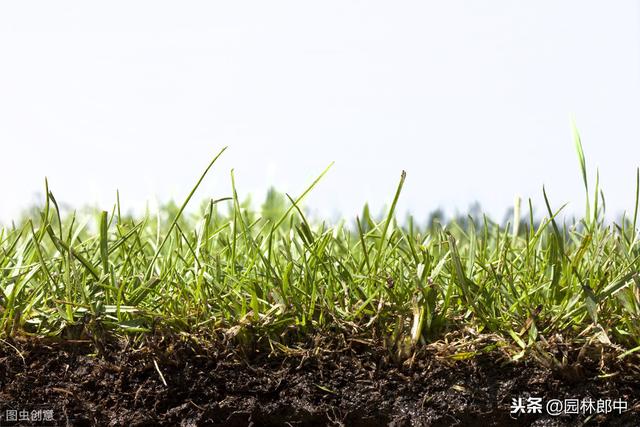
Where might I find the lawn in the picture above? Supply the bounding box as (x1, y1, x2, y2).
(1, 131, 639, 425)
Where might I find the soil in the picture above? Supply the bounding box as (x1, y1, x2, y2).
(0, 334, 639, 426)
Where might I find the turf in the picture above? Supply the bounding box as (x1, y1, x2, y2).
(3, 131, 640, 425)
(1, 135, 640, 366)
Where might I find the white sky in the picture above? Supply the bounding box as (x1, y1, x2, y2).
(1, 1, 639, 224)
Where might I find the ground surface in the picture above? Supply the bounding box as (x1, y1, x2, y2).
(0, 336, 638, 426)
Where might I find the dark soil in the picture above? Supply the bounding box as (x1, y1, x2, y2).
(0, 334, 639, 426)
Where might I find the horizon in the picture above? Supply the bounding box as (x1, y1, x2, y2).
(1, 1, 639, 223)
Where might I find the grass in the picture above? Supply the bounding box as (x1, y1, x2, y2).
(2, 133, 640, 367)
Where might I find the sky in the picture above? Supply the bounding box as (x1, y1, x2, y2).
(1, 1, 639, 224)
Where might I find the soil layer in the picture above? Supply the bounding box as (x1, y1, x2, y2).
(0, 336, 639, 426)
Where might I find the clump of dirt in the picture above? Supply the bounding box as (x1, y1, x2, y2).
(0, 334, 638, 426)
